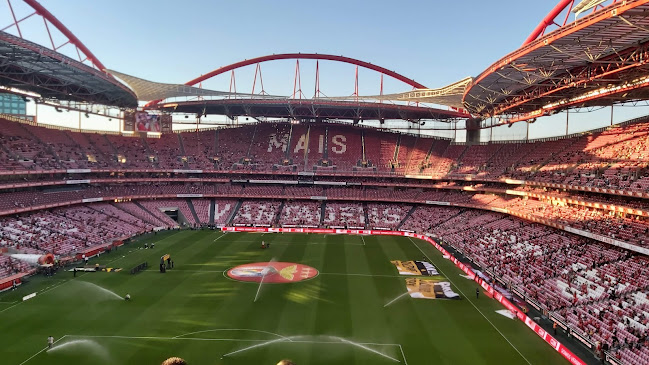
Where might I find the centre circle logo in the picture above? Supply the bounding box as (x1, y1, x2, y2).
(227, 262, 318, 283)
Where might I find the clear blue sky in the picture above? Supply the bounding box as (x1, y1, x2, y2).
(3, 0, 648, 139)
(40, 0, 556, 89)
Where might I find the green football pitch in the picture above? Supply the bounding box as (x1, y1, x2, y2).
(0, 230, 568, 365)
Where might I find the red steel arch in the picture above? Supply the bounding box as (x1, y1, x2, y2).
(145, 53, 428, 107)
(6, 0, 108, 71)
(183, 53, 427, 89)
(523, 0, 621, 46)
(523, 0, 574, 46)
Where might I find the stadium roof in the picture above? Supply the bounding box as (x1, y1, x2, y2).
(152, 98, 470, 121)
(0, 31, 137, 108)
(106, 69, 279, 101)
(334, 77, 472, 109)
(463, 0, 649, 121)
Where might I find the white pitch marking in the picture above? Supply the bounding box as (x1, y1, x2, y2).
(62, 333, 405, 361)
(398, 344, 409, 365)
(319, 272, 403, 278)
(361, 235, 367, 246)
(222, 337, 287, 357)
(253, 260, 276, 302)
(407, 238, 532, 365)
(19, 335, 67, 365)
(147, 269, 226, 274)
(336, 337, 400, 363)
(213, 233, 228, 242)
(173, 328, 292, 341)
(190, 270, 401, 277)
(66, 334, 401, 346)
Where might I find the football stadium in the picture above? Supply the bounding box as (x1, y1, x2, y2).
(1, 1, 649, 364)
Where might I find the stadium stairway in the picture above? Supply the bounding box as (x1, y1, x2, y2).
(300, 125, 311, 170)
(245, 124, 258, 160)
(102, 134, 121, 161)
(141, 136, 160, 169)
(21, 123, 62, 163)
(82, 133, 110, 163)
(396, 205, 417, 230)
(213, 129, 221, 164)
(422, 139, 438, 168)
(273, 200, 285, 226)
(285, 124, 295, 162)
(177, 133, 189, 168)
(483, 144, 505, 169)
(0, 138, 15, 160)
(361, 130, 367, 163)
(399, 135, 418, 173)
(507, 142, 540, 172)
(226, 200, 243, 226)
(134, 201, 167, 225)
(453, 145, 470, 169)
(87, 204, 135, 227)
(209, 198, 216, 225)
(112, 202, 164, 226)
(319, 201, 326, 227)
(393, 135, 401, 163)
(362, 202, 369, 229)
(186, 199, 201, 225)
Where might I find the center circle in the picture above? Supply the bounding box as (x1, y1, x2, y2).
(227, 262, 318, 283)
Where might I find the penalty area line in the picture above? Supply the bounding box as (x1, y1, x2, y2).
(398, 344, 409, 365)
(319, 272, 403, 278)
(64, 334, 401, 346)
(61, 333, 404, 362)
(172, 328, 292, 341)
(407, 238, 533, 365)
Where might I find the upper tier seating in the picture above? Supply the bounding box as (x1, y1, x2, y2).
(1, 118, 649, 195)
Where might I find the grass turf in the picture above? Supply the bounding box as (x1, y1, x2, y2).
(0, 230, 568, 365)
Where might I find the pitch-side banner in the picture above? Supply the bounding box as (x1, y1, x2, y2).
(391, 260, 440, 276)
(405, 278, 460, 300)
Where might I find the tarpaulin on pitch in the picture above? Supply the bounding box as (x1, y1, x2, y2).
(391, 260, 439, 276)
(405, 278, 460, 300)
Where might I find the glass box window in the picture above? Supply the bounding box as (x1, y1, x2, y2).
(0, 93, 27, 115)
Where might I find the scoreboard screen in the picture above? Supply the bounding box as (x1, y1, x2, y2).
(123, 112, 172, 133)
